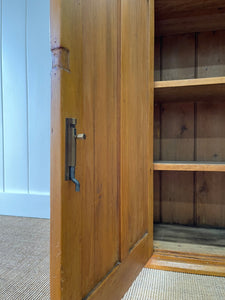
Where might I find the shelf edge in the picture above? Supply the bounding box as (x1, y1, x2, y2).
(153, 162, 225, 172)
(154, 77, 225, 89)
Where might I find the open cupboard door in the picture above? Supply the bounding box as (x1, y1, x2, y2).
(50, 0, 154, 299)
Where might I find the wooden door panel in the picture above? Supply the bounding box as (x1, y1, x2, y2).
(121, 0, 154, 258)
(51, 2, 84, 299)
(50, 0, 154, 299)
(82, 0, 120, 293)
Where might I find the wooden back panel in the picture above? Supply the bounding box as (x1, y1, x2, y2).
(154, 29, 225, 227)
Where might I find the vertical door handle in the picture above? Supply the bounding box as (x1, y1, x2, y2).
(65, 118, 86, 192)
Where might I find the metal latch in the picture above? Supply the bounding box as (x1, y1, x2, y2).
(65, 118, 86, 192)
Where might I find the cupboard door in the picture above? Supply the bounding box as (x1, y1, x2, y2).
(50, 0, 154, 299)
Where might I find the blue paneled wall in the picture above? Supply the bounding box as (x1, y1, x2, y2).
(0, 0, 51, 218)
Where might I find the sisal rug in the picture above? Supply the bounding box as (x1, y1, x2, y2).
(122, 268, 225, 300)
(0, 215, 50, 299)
(1, 215, 225, 299)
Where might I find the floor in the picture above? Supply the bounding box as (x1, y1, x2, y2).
(0, 216, 225, 299)
(123, 268, 225, 300)
(0, 216, 50, 299)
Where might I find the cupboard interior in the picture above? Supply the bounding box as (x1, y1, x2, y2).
(153, 1, 225, 253)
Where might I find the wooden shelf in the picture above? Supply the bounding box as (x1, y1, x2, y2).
(154, 161, 225, 172)
(154, 77, 225, 103)
(155, 0, 225, 36)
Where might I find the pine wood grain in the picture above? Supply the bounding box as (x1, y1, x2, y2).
(88, 235, 151, 300)
(120, 0, 154, 259)
(159, 101, 194, 225)
(154, 37, 160, 81)
(154, 224, 225, 248)
(197, 31, 225, 78)
(196, 172, 225, 227)
(154, 240, 225, 256)
(146, 249, 225, 277)
(161, 34, 195, 81)
(50, 0, 154, 299)
(154, 104, 160, 161)
(161, 171, 194, 225)
(161, 102, 194, 161)
(154, 30, 225, 228)
(196, 102, 225, 162)
(153, 171, 160, 223)
(82, 1, 119, 288)
(155, 77, 225, 103)
(154, 162, 225, 172)
(155, 0, 225, 36)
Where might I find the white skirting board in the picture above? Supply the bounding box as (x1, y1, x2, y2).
(0, 192, 50, 219)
